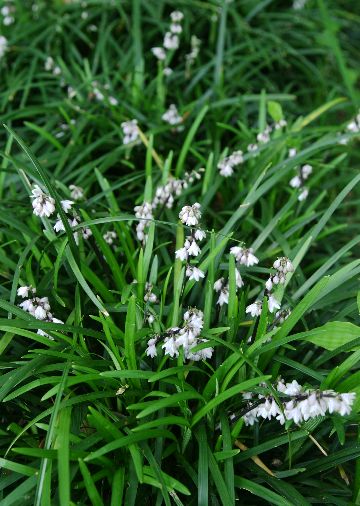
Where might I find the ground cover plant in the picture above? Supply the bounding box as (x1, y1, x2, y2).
(0, 0, 360, 504)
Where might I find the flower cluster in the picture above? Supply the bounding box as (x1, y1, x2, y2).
(30, 184, 91, 244)
(55, 119, 76, 139)
(31, 185, 56, 218)
(146, 308, 213, 361)
(121, 119, 139, 145)
(162, 104, 183, 127)
(185, 35, 201, 75)
(257, 124, 272, 144)
(44, 56, 62, 76)
(53, 213, 92, 245)
(152, 169, 203, 209)
(289, 163, 312, 201)
(230, 245, 259, 268)
(246, 256, 293, 316)
(265, 257, 294, 291)
(234, 120, 287, 160)
(214, 267, 243, 306)
(91, 81, 118, 106)
(144, 282, 157, 303)
(218, 150, 244, 177)
(134, 170, 204, 243)
(134, 202, 153, 242)
(243, 380, 355, 426)
(1, 4, 15, 25)
(103, 230, 117, 245)
(176, 204, 206, 281)
(274, 308, 291, 325)
(143, 282, 157, 325)
(69, 184, 85, 201)
(151, 10, 184, 64)
(17, 286, 64, 339)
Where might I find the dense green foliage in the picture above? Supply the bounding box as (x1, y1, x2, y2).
(0, 1, 360, 505)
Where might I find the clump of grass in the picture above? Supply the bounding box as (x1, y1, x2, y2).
(0, 1, 360, 505)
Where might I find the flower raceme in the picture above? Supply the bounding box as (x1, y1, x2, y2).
(134, 170, 204, 243)
(242, 380, 355, 426)
(121, 119, 139, 145)
(17, 286, 64, 339)
(175, 203, 206, 281)
(145, 308, 213, 361)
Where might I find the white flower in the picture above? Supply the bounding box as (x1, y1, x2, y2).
(301, 164, 312, 179)
(273, 257, 294, 274)
(218, 161, 233, 177)
(218, 150, 243, 177)
(170, 23, 182, 34)
(121, 119, 139, 145)
(186, 266, 205, 282)
(179, 203, 201, 226)
(243, 410, 258, 426)
(268, 295, 280, 313)
(257, 398, 280, 420)
(290, 175, 301, 188)
(257, 131, 270, 144)
(144, 283, 157, 303)
(151, 47, 166, 60)
(175, 247, 188, 261)
(162, 104, 182, 125)
(194, 229, 206, 241)
(170, 10, 184, 22)
(288, 148, 297, 158)
(109, 96, 118, 106)
(69, 185, 84, 201)
(134, 201, 153, 242)
(182, 208, 200, 227)
(0, 35, 7, 59)
(214, 278, 224, 292)
(53, 65, 62, 76)
(230, 246, 259, 267)
(17, 285, 36, 298)
(298, 188, 309, 201)
(247, 143, 258, 153)
(61, 200, 74, 213)
(30, 185, 56, 218)
(163, 67, 173, 76)
(347, 120, 359, 133)
(336, 393, 356, 415)
(19, 299, 34, 313)
(163, 32, 179, 50)
(146, 338, 158, 358)
(162, 337, 179, 358)
(34, 306, 47, 320)
(217, 288, 229, 306)
(147, 314, 155, 325)
(103, 230, 117, 245)
(51, 317, 64, 325)
(54, 215, 66, 233)
(265, 278, 273, 291)
(278, 379, 302, 396)
(44, 56, 54, 71)
(185, 238, 201, 257)
(293, 0, 307, 9)
(235, 268, 244, 288)
(246, 301, 262, 317)
(274, 119, 287, 130)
